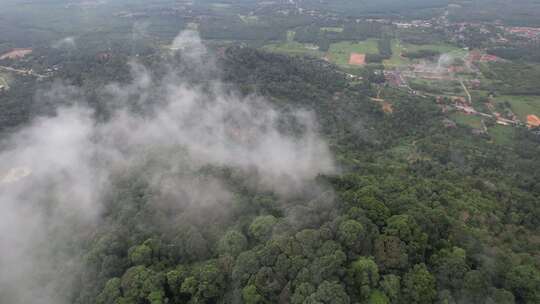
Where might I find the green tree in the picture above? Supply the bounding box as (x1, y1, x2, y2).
(306, 281, 350, 304)
(488, 288, 515, 304)
(343, 191, 390, 227)
(218, 230, 248, 257)
(337, 219, 365, 251)
(249, 215, 278, 242)
(192, 260, 227, 301)
(128, 244, 152, 266)
(295, 229, 323, 259)
(369, 289, 390, 304)
(384, 215, 428, 263)
(348, 256, 379, 301)
(380, 274, 400, 304)
(120, 266, 166, 304)
(253, 266, 282, 298)
(462, 270, 489, 302)
(505, 264, 540, 303)
(243, 285, 264, 304)
(402, 264, 437, 304)
(430, 247, 469, 290)
(97, 278, 122, 304)
(232, 250, 260, 285)
(166, 266, 189, 298)
(291, 282, 316, 304)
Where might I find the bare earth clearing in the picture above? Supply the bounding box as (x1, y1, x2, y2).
(348, 53, 366, 66)
(0, 48, 32, 60)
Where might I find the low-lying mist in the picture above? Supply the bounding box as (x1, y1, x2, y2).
(0, 31, 335, 303)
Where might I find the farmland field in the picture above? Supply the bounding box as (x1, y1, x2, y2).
(384, 40, 411, 67)
(239, 15, 259, 24)
(261, 42, 323, 57)
(0, 73, 9, 91)
(495, 95, 540, 121)
(321, 27, 344, 33)
(384, 40, 464, 67)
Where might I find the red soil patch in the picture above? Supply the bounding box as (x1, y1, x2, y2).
(370, 97, 393, 113)
(349, 53, 366, 66)
(527, 114, 540, 128)
(381, 101, 394, 113)
(0, 48, 33, 60)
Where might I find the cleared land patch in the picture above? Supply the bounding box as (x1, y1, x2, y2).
(451, 112, 483, 129)
(528, 114, 540, 128)
(370, 97, 394, 113)
(0, 48, 32, 60)
(262, 42, 323, 57)
(239, 15, 259, 24)
(0, 73, 10, 91)
(321, 27, 344, 33)
(286, 30, 296, 42)
(384, 40, 463, 67)
(349, 53, 366, 66)
(494, 95, 540, 121)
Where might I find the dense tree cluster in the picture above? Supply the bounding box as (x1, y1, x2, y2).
(1, 46, 539, 304)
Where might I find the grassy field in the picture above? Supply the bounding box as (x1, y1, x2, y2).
(405, 43, 463, 54)
(262, 38, 462, 69)
(409, 78, 463, 95)
(286, 30, 296, 42)
(494, 95, 540, 121)
(0, 73, 9, 91)
(384, 40, 464, 67)
(321, 27, 344, 33)
(384, 40, 411, 67)
(327, 39, 379, 67)
(451, 112, 483, 129)
(262, 39, 378, 66)
(488, 125, 514, 145)
(210, 3, 232, 9)
(238, 15, 259, 24)
(262, 42, 323, 57)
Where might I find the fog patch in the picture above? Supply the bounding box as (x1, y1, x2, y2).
(52, 36, 77, 50)
(0, 30, 335, 303)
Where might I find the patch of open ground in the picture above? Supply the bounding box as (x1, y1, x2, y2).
(384, 40, 463, 67)
(0, 48, 32, 60)
(321, 27, 344, 33)
(451, 112, 483, 129)
(371, 98, 393, 113)
(261, 42, 323, 57)
(494, 95, 540, 122)
(0, 73, 10, 91)
(239, 15, 259, 24)
(528, 114, 540, 128)
(286, 30, 296, 42)
(349, 53, 366, 66)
